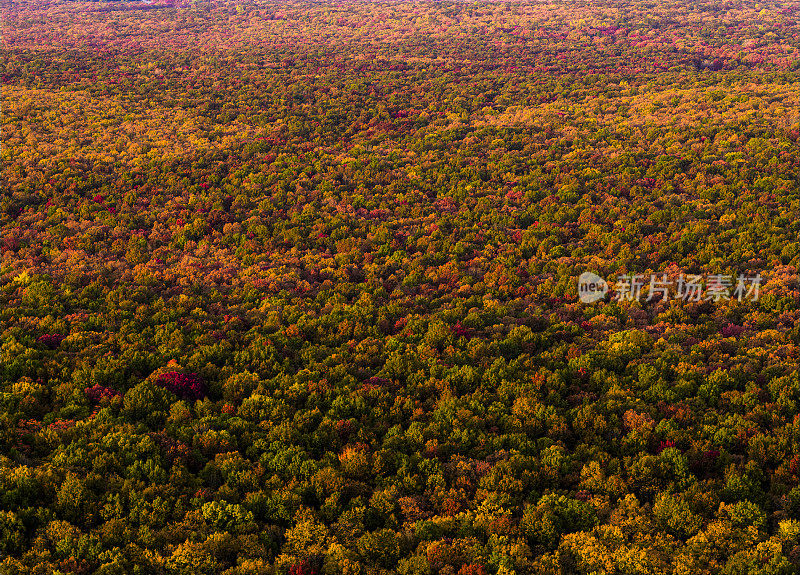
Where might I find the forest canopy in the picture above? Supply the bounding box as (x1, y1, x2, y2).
(1, 0, 799, 573)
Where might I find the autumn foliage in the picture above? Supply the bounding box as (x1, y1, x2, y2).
(1, 0, 800, 573)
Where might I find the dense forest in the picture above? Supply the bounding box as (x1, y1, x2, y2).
(1, 0, 799, 573)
